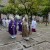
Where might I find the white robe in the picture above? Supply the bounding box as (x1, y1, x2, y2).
(22, 17, 25, 22)
(6, 19, 11, 27)
(31, 20, 37, 29)
(2, 19, 6, 27)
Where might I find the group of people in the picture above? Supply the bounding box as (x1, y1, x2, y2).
(2, 17, 37, 40)
(2, 18, 11, 27)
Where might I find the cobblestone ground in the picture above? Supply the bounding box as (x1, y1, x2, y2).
(0, 23, 50, 50)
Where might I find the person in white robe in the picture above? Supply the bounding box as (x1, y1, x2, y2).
(5, 19, 11, 27)
(2, 18, 6, 27)
(31, 19, 37, 32)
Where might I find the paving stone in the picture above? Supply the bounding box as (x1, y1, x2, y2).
(31, 37, 45, 43)
(8, 42, 23, 50)
(30, 32, 40, 38)
(0, 32, 23, 45)
(20, 40, 31, 48)
(24, 47, 33, 50)
(0, 46, 3, 50)
(45, 49, 50, 50)
(20, 38, 37, 48)
(1, 42, 24, 50)
(33, 42, 50, 50)
(0, 25, 50, 50)
(33, 45, 41, 50)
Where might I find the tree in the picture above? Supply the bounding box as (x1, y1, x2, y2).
(0, 0, 3, 24)
(42, 6, 50, 26)
(0, 0, 2, 3)
(1, 0, 50, 26)
(34, 0, 50, 26)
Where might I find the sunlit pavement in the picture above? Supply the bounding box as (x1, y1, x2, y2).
(0, 24, 50, 50)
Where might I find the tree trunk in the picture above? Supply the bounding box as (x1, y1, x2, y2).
(27, 15, 30, 35)
(0, 13, 1, 19)
(13, 14, 15, 17)
(45, 16, 48, 26)
(0, 13, 2, 25)
(43, 17, 44, 22)
(28, 14, 32, 35)
(30, 14, 32, 22)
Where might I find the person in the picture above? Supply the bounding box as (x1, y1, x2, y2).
(8, 17, 17, 38)
(0, 18, 2, 25)
(2, 18, 6, 27)
(14, 17, 17, 23)
(22, 17, 25, 22)
(18, 19, 22, 32)
(31, 18, 37, 32)
(22, 18, 29, 40)
(6, 19, 11, 27)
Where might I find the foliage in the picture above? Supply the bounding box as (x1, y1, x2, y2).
(1, 0, 50, 17)
(0, 0, 2, 3)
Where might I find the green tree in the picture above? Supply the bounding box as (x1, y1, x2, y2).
(35, 0, 50, 26)
(42, 6, 50, 26)
(2, 0, 50, 26)
(0, 0, 3, 24)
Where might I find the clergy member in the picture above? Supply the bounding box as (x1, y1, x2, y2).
(8, 17, 17, 38)
(31, 18, 37, 32)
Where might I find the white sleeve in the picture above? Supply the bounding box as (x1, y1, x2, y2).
(21, 23, 22, 25)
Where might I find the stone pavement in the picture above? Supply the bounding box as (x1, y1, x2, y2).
(0, 25, 50, 50)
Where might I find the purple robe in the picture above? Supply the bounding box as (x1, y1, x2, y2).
(8, 20, 17, 35)
(18, 21, 22, 32)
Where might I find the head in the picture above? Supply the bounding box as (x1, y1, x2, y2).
(24, 18, 27, 22)
(5, 18, 6, 20)
(3, 18, 4, 19)
(10, 17, 14, 21)
(32, 18, 36, 21)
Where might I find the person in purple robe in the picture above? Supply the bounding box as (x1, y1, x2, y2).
(18, 19, 22, 32)
(8, 17, 17, 38)
(14, 17, 17, 23)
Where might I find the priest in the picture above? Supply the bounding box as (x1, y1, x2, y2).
(8, 17, 17, 38)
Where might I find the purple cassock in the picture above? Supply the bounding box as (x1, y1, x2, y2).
(8, 20, 17, 35)
(18, 21, 22, 32)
